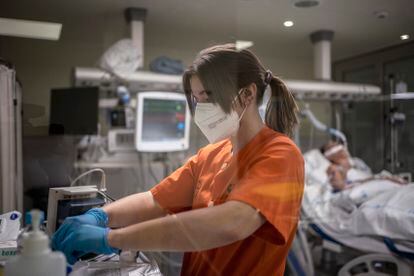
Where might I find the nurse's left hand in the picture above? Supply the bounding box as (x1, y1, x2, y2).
(59, 224, 119, 265)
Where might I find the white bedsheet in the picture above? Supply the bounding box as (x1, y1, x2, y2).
(303, 150, 414, 250)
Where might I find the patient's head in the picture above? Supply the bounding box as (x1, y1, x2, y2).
(321, 140, 351, 170)
(321, 139, 352, 191)
(326, 164, 347, 191)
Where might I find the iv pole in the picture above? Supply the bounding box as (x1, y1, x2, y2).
(388, 75, 406, 173)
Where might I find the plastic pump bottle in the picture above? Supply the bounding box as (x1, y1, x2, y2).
(5, 209, 66, 276)
(16, 211, 47, 253)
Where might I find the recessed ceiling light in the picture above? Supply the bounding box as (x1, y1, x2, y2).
(284, 21, 294, 27)
(400, 34, 410, 40)
(373, 11, 389, 19)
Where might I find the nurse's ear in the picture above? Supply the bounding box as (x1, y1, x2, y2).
(241, 83, 257, 107)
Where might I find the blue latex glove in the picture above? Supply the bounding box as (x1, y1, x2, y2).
(59, 224, 118, 265)
(52, 208, 108, 250)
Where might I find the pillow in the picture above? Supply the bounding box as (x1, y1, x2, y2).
(346, 168, 372, 182)
(304, 149, 330, 185)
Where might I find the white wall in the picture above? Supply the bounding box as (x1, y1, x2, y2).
(0, 12, 320, 136)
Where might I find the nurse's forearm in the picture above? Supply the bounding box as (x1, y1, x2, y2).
(102, 191, 167, 228)
(107, 201, 264, 252)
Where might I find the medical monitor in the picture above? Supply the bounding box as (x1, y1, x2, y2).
(135, 92, 190, 152)
(49, 87, 99, 135)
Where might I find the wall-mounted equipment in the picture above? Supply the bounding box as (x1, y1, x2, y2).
(108, 129, 135, 152)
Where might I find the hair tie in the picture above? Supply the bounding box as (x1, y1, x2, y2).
(265, 70, 273, 85)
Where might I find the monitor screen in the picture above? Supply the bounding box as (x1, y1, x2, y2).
(49, 87, 99, 135)
(136, 92, 190, 152)
(142, 98, 186, 141)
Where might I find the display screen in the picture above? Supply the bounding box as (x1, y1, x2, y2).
(49, 87, 99, 135)
(142, 98, 186, 141)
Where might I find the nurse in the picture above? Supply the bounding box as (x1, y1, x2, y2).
(53, 44, 304, 275)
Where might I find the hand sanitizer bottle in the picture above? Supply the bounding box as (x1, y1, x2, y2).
(5, 209, 66, 276)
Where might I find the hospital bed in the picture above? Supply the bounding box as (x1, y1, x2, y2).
(286, 149, 414, 276)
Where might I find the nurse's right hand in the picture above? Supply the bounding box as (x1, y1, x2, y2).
(52, 208, 108, 250)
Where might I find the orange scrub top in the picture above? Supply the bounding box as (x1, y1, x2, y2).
(151, 126, 304, 276)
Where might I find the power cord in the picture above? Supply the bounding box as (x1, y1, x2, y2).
(70, 168, 115, 203)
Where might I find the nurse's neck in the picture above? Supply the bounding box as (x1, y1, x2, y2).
(230, 107, 264, 154)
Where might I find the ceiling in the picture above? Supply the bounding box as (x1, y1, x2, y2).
(1, 0, 414, 60)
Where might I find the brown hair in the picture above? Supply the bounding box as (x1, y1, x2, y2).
(183, 43, 299, 137)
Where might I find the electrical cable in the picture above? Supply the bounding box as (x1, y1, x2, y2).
(69, 168, 115, 203)
(70, 168, 106, 191)
(301, 103, 348, 148)
(147, 156, 160, 184)
(97, 191, 116, 203)
(137, 152, 147, 190)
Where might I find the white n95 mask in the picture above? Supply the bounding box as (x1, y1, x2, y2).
(194, 98, 246, 144)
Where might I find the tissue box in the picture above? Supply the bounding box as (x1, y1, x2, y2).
(0, 241, 17, 261)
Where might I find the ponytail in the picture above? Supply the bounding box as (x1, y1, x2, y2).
(264, 75, 299, 137)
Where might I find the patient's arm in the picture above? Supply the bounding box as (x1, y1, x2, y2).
(103, 191, 167, 228)
(350, 175, 408, 186)
(381, 175, 408, 185)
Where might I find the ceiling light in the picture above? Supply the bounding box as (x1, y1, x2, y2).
(373, 11, 389, 19)
(293, 0, 320, 8)
(284, 21, 294, 27)
(236, 40, 254, 50)
(0, 17, 62, 40)
(400, 34, 410, 40)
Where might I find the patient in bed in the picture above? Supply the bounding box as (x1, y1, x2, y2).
(321, 140, 407, 191)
